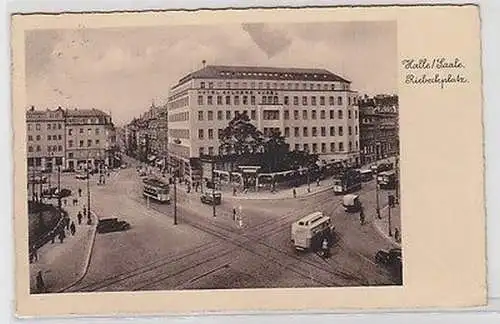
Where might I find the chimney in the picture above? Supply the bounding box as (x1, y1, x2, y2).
(202, 60, 206, 68)
(30, 105, 35, 111)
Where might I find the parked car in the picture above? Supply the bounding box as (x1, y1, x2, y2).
(97, 218, 131, 234)
(75, 173, 88, 180)
(200, 191, 222, 205)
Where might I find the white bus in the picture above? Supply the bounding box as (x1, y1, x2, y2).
(291, 211, 334, 251)
(142, 178, 170, 204)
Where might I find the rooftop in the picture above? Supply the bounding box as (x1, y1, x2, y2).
(65, 108, 110, 117)
(174, 65, 351, 88)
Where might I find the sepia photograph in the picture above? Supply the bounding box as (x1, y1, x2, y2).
(25, 20, 401, 294)
(12, 5, 486, 316)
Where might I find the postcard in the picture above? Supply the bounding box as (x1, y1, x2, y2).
(11, 4, 485, 317)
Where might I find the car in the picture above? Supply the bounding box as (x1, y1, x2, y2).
(96, 218, 131, 234)
(75, 173, 88, 180)
(375, 248, 402, 267)
(200, 191, 222, 205)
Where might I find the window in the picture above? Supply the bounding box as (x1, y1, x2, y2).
(312, 127, 318, 137)
(200, 82, 206, 89)
(312, 110, 317, 119)
(208, 147, 214, 155)
(320, 96, 325, 106)
(251, 82, 256, 89)
(294, 110, 299, 120)
(234, 82, 239, 88)
(320, 110, 326, 119)
(251, 110, 256, 120)
(284, 127, 290, 137)
(36, 145, 41, 152)
(348, 126, 352, 136)
(329, 110, 335, 119)
(321, 143, 326, 153)
(234, 96, 240, 105)
(36, 124, 40, 131)
(348, 97, 351, 105)
(68, 152, 73, 158)
(349, 141, 353, 151)
(47, 124, 51, 130)
(198, 95, 204, 105)
(293, 96, 299, 105)
(348, 110, 352, 119)
(284, 96, 289, 105)
(311, 97, 317, 106)
(329, 96, 334, 105)
(198, 111, 204, 121)
(199, 147, 204, 155)
(339, 142, 344, 151)
(47, 135, 51, 141)
(355, 110, 358, 119)
(338, 126, 344, 136)
(273, 96, 278, 104)
(304, 143, 309, 152)
(338, 110, 343, 119)
(217, 129, 223, 139)
(226, 81, 231, 88)
(284, 110, 290, 120)
(58, 145, 63, 151)
(88, 128, 92, 135)
(68, 140, 73, 148)
(207, 96, 213, 105)
(294, 127, 299, 137)
(303, 127, 308, 137)
(217, 111, 223, 120)
(28, 135, 33, 141)
(209, 82, 214, 89)
(330, 126, 335, 136)
(96, 128, 100, 135)
(87, 139, 92, 147)
(226, 110, 231, 120)
(266, 82, 270, 89)
(355, 126, 358, 135)
(47, 146, 51, 152)
(225, 96, 231, 105)
(217, 96, 222, 105)
(80, 128, 84, 134)
(330, 142, 335, 152)
(251, 96, 256, 105)
(36, 135, 40, 141)
(321, 127, 326, 137)
(337, 96, 343, 105)
(243, 96, 248, 105)
(198, 129, 204, 139)
(79, 140, 83, 147)
(294, 144, 300, 151)
(58, 123, 62, 129)
(28, 146, 33, 152)
(356, 141, 359, 150)
(312, 143, 317, 153)
(302, 96, 308, 105)
(68, 128, 73, 135)
(207, 111, 214, 121)
(302, 110, 308, 120)
(208, 129, 214, 139)
(28, 124, 32, 131)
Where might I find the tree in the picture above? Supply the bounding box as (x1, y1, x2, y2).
(220, 112, 264, 156)
(262, 129, 289, 172)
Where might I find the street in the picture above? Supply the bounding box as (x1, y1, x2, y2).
(55, 158, 401, 292)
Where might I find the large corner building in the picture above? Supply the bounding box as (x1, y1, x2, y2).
(167, 65, 361, 180)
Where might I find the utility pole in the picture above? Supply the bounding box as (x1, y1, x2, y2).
(388, 194, 394, 237)
(173, 166, 177, 225)
(87, 155, 91, 221)
(212, 159, 216, 218)
(375, 171, 381, 219)
(57, 165, 61, 210)
(395, 155, 400, 204)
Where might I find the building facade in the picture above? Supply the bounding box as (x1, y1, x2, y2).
(167, 65, 360, 180)
(26, 107, 116, 171)
(358, 94, 399, 165)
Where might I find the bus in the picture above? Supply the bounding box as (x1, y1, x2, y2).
(332, 169, 362, 195)
(142, 178, 171, 203)
(291, 211, 334, 251)
(377, 171, 397, 190)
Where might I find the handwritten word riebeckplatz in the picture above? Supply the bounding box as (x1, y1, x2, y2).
(402, 58, 465, 70)
(405, 73, 468, 89)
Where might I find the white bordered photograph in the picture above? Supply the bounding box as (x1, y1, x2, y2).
(11, 5, 485, 316)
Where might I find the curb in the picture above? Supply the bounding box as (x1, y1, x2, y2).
(224, 185, 334, 201)
(57, 210, 98, 293)
(372, 207, 401, 248)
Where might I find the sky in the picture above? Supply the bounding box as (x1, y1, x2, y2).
(25, 21, 397, 126)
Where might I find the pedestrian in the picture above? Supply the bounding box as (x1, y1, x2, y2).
(35, 270, 46, 293)
(70, 221, 76, 236)
(83, 207, 87, 217)
(233, 187, 237, 196)
(31, 244, 38, 262)
(63, 199, 67, 206)
(317, 178, 320, 186)
(78, 188, 82, 197)
(77, 211, 82, 225)
(359, 206, 365, 225)
(58, 229, 65, 243)
(292, 187, 297, 198)
(50, 232, 55, 244)
(232, 208, 236, 221)
(321, 237, 330, 258)
(394, 228, 401, 243)
(87, 215, 92, 225)
(65, 217, 70, 230)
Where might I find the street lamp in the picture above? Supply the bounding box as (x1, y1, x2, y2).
(211, 158, 216, 218)
(375, 170, 381, 219)
(86, 151, 91, 223)
(173, 160, 179, 225)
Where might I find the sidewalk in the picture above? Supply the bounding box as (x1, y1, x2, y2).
(372, 204, 402, 248)
(29, 193, 98, 294)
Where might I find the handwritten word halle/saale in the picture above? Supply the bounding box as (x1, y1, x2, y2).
(405, 73, 468, 89)
(402, 58, 465, 70)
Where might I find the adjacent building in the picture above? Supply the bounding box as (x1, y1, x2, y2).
(167, 65, 361, 180)
(358, 94, 399, 165)
(26, 106, 116, 171)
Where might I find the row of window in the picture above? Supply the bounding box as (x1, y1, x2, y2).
(27, 123, 63, 131)
(27, 145, 63, 153)
(197, 108, 358, 121)
(27, 134, 63, 141)
(199, 80, 350, 92)
(197, 94, 355, 106)
(169, 129, 190, 139)
(68, 127, 101, 136)
(198, 141, 358, 156)
(197, 125, 358, 140)
(68, 139, 100, 148)
(168, 112, 190, 122)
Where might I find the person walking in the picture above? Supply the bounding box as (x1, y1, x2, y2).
(359, 205, 365, 225)
(321, 237, 330, 258)
(35, 271, 46, 293)
(83, 206, 87, 217)
(58, 228, 66, 243)
(292, 187, 297, 198)
(65, 216, 70, 230)
(78, 188, 82, 197)
(232, 207, 237, 221)
(77, 211, 83, 225)
(70, 221, 76, 236)
(394, 228, 401, 243)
